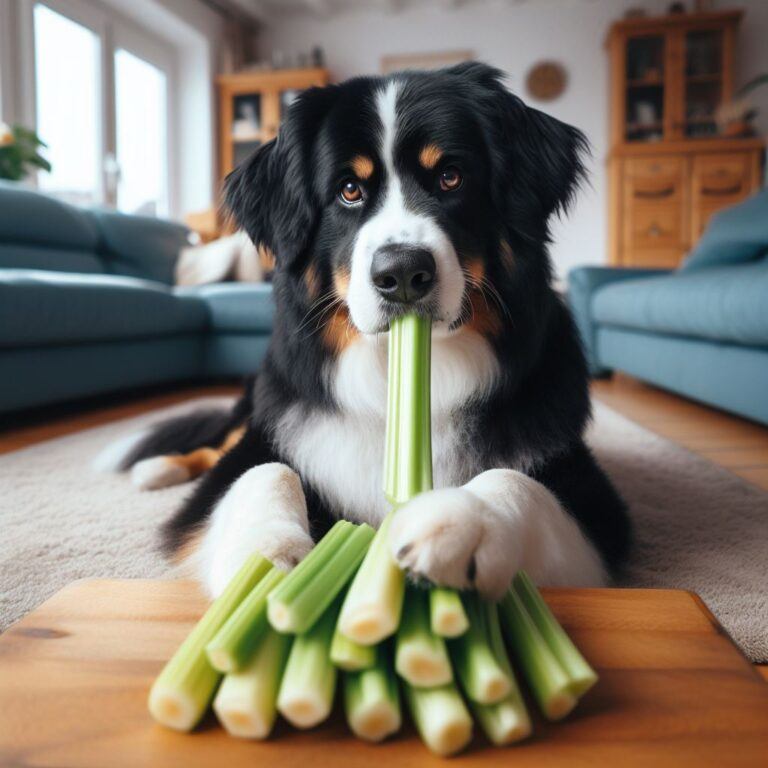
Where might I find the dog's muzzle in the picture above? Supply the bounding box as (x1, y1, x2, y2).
(370, 244, 436, 305)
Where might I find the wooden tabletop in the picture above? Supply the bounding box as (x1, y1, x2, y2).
(1, 579, 767, 767)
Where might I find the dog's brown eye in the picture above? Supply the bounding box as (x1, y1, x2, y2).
(439, 167, 462, 192)
(339, 180, 364, 205)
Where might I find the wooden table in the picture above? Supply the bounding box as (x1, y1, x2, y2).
(1, 580, 767, 767)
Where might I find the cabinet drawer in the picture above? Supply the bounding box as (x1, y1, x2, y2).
(624, 157, 685, 203)
(692, 154, 751, 202)
(624, 203, 685, 249)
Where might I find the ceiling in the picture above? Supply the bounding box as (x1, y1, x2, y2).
(225, 0, 553, 22)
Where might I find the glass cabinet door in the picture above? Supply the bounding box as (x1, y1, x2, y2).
(683, 29, 723, 138)
(624, 34, 665, 143)
(231, 93, 263, 168)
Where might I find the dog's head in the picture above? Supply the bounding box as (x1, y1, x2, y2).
(226, 62, 587, 347)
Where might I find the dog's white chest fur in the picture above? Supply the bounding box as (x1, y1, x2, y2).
(273, 328, 500, 526)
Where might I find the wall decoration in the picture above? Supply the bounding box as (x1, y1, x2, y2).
(380, 50, 473, 75)
(525, 61, 568, 102)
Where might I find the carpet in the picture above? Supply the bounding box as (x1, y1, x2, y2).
(1, 398, 767, 661)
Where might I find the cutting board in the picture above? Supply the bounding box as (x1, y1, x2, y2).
(1, 579, 767, 767)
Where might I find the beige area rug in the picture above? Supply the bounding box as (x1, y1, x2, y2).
(1, 398, 767, 661)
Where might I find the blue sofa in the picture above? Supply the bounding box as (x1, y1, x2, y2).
(569, 189, 768, 426)
(0, 183, 274, 414)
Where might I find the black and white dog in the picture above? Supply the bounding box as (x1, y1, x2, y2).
(106, 63, 631, 600)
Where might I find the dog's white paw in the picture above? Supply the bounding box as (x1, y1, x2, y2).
(199, 463, 315, 597)
(389, 486, 520, 600)
(131, 456, 191, 490)
(389, 468, 608, 599)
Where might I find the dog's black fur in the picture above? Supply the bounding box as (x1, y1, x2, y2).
(129, 63, 631, 576)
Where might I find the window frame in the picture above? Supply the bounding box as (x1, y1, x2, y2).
(19, 0, 177, 215)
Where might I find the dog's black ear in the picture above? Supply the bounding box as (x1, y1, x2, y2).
(451, 62, 588, 236)
(224, 85, 338, 270)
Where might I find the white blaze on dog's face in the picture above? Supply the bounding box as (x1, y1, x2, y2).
(346, 82, 466, 334)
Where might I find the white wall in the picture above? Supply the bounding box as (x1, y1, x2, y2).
(259, 0, 767, 276)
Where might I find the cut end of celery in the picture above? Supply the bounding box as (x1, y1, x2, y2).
(213, 701, 272, 739)
(348, 702, 401, 743)
(426, 718, 473, 757)
(543, 692, 578, 721)
(479, 675, 512, 706)
(207, 648, 234, 674)
(148, 685, 199, 732)
(396, 648, 453, 688)
(432, 611, 469, 639)
(339, 608, 397, 646)
(568, 671, 599, 699)
(278, 693, 332, 729)
(266, 602, 292, 634)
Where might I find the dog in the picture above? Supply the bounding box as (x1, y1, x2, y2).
(101, 62, 631, 600)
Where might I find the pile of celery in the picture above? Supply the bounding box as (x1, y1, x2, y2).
(148, 313, 597, 757)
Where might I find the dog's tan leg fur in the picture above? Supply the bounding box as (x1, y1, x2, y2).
(131, 426, 246, 490)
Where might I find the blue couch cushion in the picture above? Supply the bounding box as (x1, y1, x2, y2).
(682, 188, 768, 272)
(90, 209, 193, 284)
(177, 283, 274, 333)
(0, 270, 208, 347)
(592, 259, 768, 346)
(0, 183, 104, 274)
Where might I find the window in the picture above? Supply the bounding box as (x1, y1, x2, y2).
(33, 3, 101, 206)
(115, 48, 168, 216)
(29, 0, 174, 216)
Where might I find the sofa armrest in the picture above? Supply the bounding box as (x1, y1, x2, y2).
(567, 266, 671, 376)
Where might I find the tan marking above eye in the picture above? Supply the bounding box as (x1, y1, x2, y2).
(350, 155, 374, 180)
(419, 143, 443, 170)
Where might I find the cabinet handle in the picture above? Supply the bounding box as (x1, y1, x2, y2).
(701, 183, 742, 196)
(647, 224, 662, 237)
(635, 187, 675, 199)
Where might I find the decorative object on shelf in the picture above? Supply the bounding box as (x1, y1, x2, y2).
(716, 73, 768, 138)
(380, 50, 472, 75)
(311, 46, 325, 68)
(0, 123, 51, 181)
(525, 61, 567, 102)
(668, 2, 686, 14)
(624, 8, 646, 19)
(232, 101, 261, 141)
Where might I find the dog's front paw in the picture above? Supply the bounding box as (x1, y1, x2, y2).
(389, 486, 521, 600)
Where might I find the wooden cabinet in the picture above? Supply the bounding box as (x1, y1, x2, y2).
(606, 11, 764, 268)
(185, 68, 330, 242)
(217, 68, 330, 182)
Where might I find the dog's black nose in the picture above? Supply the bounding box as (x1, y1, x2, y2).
(370, 245, 436, 304)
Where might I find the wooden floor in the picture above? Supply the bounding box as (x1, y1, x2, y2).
(1, 374, 766, 681)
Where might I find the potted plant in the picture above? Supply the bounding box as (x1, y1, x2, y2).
(716, 73, 768, 138)
(0, 123, 52, 181)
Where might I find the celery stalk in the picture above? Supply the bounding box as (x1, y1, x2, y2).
(344, 646, 401, 742)
(430, 587, 469, 638)
(147, 552, 272, 731)
(268, 522, 374, 634)
(206, 567, 286, 673)
(337, 512, 405, 645)
(471, 601, 531, 744)
(213, 627, 292, 739)
(277, 596, 341, 728)
(337, 314, 432, 645)
(404, 682, 473, 757)
(450, 593, 511, 704)
(330, 625, 377, 671)
(513, 571, 598, 697)
(499, 589, 576, 721)
(395, 588, 453, 688)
